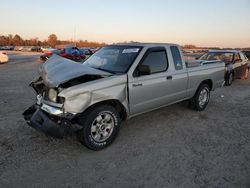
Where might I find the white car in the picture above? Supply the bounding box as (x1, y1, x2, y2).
(0, 52, 9, 63)
(41, 47, 55, 53)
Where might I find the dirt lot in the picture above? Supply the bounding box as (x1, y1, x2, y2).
(0, 52, 250, 188)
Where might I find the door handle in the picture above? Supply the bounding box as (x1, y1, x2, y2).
(166, 76, 173, 80)
(133, 83, 143, 87)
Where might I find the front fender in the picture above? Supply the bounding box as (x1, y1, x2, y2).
(58, 75, 129, 114)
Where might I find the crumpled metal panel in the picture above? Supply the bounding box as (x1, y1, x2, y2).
(39, 55, 111, 88)
(58, 75, 129, 114)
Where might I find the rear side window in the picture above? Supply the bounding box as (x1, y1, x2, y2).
(240, 52, 246, 60)
(141, 50, 168, 74)
(170, 46, 183, 70)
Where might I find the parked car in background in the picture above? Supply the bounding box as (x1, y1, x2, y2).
(14, 46, 24, 51)
(0, 52, 9, 64)
(15, 46, 40, 52)
(14, 46, 21, 51)
(23, 43, 225, 150)
(199, 50, 249, 86)
(0, 46, 14, 50)
(79, 48, 93, 56)
(31, 46, 41, 52)
(60, 47, 86, 62)
(41, 46, 54, 53)
(21, 46, 32, 52)
(40, 49, 60, 61)
(40, 47, 86, 62)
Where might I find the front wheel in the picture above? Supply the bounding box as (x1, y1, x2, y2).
(77, 105, 121, 150)
(189, 83, 210, 111)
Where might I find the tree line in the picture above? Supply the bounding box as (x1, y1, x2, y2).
(0, 34, 106, 48)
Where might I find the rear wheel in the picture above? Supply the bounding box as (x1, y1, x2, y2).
(77, 105, 121, 150)
(189, 83, 210, 111)
(225, 72, 233, 86)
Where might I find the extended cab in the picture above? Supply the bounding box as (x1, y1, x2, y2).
(23, 43, 225, 150)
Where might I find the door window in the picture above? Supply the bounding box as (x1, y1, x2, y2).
(138, 50, 168, 75)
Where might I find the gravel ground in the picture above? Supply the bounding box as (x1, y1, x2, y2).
(0, 52, 250, 188)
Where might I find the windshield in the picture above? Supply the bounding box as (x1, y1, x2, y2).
(84, 46, 142, 74)
(200, 52, 234, 63)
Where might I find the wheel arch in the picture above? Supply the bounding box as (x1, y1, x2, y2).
(199, 79, 213, 91)
(79, 99, 128, 121)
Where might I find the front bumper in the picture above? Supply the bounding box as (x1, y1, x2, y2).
(36, 94, 75, 118)
(41, 103, 64, 116)
(23, 105, 81, 138)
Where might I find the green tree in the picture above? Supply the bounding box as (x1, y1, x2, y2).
(12, 34, 23, 46)
(8, 34, 13, 45)
(0, 36, 9, 46)
(47, 34, 58, 47)
(29, 38, 38, 46)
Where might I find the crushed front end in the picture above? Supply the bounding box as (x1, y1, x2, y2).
(22, 55, 119, 139)
(23, 77, 81, 138)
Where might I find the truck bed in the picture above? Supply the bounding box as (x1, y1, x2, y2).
(185, 60, 225, 96)
(186, 60, 222, 68)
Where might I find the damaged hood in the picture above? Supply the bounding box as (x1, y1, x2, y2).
(39, 55, 112, 88)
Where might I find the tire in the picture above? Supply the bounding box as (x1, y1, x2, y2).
(241, 68, 249, 80)
(189, 83, 210, 111)
(77, 105, 121, 151)
(225, 72, 233, 86)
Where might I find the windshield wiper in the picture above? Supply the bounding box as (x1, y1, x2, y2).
(95, 67, 115, 74)
(95, 67, 123, 74)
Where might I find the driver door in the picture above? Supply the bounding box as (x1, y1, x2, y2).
(128, 47, 173, 115)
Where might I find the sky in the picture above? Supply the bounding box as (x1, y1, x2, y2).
(0, 0, 250, 48)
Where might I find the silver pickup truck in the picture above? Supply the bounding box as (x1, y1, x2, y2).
(23, 43, 225, 150)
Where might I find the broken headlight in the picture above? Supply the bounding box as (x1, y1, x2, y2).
(48, 89, 58, 102)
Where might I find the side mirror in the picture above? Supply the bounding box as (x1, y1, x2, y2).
(137, 65, 151, 76)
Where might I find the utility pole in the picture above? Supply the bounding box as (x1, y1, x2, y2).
(74, 25, 76, 44)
